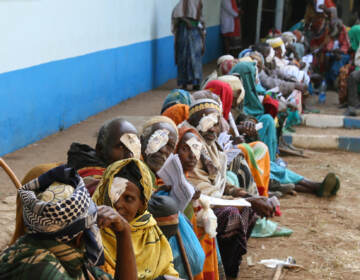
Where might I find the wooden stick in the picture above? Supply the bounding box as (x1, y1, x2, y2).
(175, 230, 193, 280)
(272, 265, 283, 280)
(0, 158, 22, 189)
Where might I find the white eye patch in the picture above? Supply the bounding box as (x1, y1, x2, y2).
(186, 137, 202, 160)
(109, 177, 128, 205)
(197, 113, 219, 132)
(145, 129, 170, 156)
(120, 133, 141, 159)
(266, 48, 275, 63)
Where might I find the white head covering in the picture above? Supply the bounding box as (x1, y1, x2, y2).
(218, 75, 245, 105)
(217, 55, 235, 66)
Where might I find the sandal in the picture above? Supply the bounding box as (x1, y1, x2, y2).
(316, 172, 338, 197)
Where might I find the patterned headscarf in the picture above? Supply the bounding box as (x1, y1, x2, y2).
(18, 165, 104, 265)
(189, 98, 222, 118)
(161, 89, 192, 114)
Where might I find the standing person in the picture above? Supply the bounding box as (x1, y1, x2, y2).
(345, 25, 360, 116)
(221, 0, 242, 55)
(172, 0, 206, 91)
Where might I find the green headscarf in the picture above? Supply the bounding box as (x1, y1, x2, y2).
(229, 62, 265, 117)
(348, 25, 360, 51)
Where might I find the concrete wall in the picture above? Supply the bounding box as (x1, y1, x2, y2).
(0, 0, 222, 156)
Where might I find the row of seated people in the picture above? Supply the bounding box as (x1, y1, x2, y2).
(0, 55, 340, 280)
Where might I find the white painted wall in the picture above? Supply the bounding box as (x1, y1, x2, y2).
(0, 0, 220, 74)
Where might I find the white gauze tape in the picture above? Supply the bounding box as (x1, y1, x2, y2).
(186, 137, 203, 160)
(120, 133, 141, 159)
(145, 129, 169, 156)
(266, 47, 275, 63)
(197, 113, 219, 132)
(109, 177, 128, 205)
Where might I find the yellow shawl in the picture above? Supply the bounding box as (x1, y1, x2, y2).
(92, 159, 179, 279)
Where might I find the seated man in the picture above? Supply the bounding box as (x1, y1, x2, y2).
(67, 117, 141, 195)
(185, 98, 274, 279)
(0, 165, 137, 280)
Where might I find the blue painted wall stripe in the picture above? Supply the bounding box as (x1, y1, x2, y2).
(0, 25, 222, 156)
(343, 117, 360, 129)
(338, 137, 360, 153)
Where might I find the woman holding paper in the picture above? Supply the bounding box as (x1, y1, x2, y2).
(176, 125, 223, 280)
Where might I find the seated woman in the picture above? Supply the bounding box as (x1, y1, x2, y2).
(176, 125, 223, 280)
(229, 61, 278, 161)
(1, 165, 137, 280)
(140, 116, 206, 279)
(92, 158, 179, 280)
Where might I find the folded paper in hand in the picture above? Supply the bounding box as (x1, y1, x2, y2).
(157, 154, 195, 212)
(200, 194, 251, 208)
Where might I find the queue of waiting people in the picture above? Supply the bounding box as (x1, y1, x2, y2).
(0, 0, 349, 279)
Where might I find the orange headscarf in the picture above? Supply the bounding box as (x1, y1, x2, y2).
(162, 104, 189, 125)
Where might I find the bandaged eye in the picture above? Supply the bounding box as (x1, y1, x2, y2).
(197, 113, 219, 132)
(266, 48, 275, 63)
(145, 129, 170, 155)
(120, 133, 141, 159)
(109, 177, 129, 205)
(186, 137, 202, 160)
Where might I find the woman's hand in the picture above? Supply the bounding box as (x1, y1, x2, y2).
(97, 205, 130, 233)
(246, 197, 274, 218)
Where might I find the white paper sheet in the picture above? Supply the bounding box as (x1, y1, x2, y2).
(200, 194, 251, 208)
(157, 153, 195, 212)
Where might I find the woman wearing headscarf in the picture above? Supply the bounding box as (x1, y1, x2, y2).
(229, 61, 278, 162)
(140, 116, 207, 279)
(175, 125, 224, 280)
(2, 164, 137, 280)
(93, 159, 179, 280)
(172, 0, 205, 90)
(161, 89, 193, 114)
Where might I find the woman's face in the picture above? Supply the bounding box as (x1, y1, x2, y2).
(177, 132, 199, 172)
(141, 123, 178, 172)
(113, 180, 144, 222)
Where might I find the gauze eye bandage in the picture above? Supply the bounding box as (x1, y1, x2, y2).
(266, 48, 275, 63)
(197, 113, 219, 132)
(109, 177, 128, 205)
(186, 137, 203, 160)
(145, 129, 170, 156)
(281, 44, 286, 57)
(120, 133, 141, 159)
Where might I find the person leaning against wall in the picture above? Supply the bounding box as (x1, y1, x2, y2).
(172, 0, 206, 91)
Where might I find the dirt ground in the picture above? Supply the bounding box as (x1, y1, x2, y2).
(1, 63, 360, 279)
